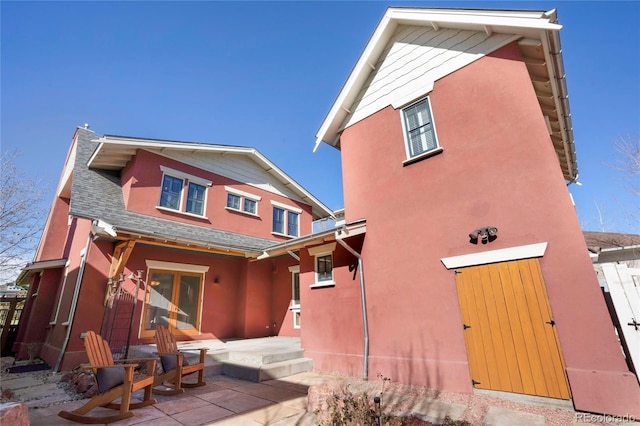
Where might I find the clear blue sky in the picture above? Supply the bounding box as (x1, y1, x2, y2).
(2, 1, 639, 234)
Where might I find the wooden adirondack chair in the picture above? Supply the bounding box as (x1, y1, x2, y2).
(153, 325, 207, 395)
(58, 331, 157, 424)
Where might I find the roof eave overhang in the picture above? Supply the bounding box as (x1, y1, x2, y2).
(314, 7, 577, 181)
(100, 227, 264, 259)
(16, 258, 68, 284)
(88, 136, 333, 220)
(256, 219, 367, 260)
(76, 214, 265, 258)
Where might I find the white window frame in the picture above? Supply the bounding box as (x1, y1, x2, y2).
(400, 96, 443, 165)
(225, 186, 261, 216)
(288, 265, 301, 328)
(271, 200, 302, 238)
(308, 242, 336, 288)
(157, 166, 211, 218)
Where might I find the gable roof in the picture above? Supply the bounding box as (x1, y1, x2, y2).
(67, 128, 280, 256)
(87, 133, 332, 220)
(314, 7, 577, 181)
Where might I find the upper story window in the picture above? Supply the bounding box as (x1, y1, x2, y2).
(271, 201, 302, 237)
(160, 175, 183, 210)
(186, 182, 206, 216)
(157, 166, 212, 218)
(402, 97, 440, 160)
(225, 186, 261, 216)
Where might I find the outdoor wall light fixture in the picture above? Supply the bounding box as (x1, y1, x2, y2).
(213, 276, 220, 284)
(469, 226, 498, 244)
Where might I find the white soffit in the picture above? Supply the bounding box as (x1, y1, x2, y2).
(87, 135, 333, 219)
(441, 242, 548, 269)
(314, 7, 562, 152)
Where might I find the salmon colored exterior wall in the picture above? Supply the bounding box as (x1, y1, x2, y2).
(301, 239, 366, 377)
(305, 42, 639, 411)
(121, 149, 313, 240)
(34, 197, 71, 262)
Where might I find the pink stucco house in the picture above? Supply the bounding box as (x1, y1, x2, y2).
(258, 7, 640, 418)
(15, 6, 639, 419)
(15, 127, 332, 372)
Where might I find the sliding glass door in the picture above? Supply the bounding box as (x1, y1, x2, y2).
(141, 269, 202, 337)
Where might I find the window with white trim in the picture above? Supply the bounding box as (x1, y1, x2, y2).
(402, 97, 439, 159)
(289, 265, 300, 328)
(308, 242, 336, 288)
(225, 186, 261, 216)
(271, 201, 302, 237)
(157, 166, 211, 217)
(186, 182, 206, 216)
(160, 175, 183, 210)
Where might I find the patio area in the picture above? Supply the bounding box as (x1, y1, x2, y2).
(2, 335, 633, 425)
(28, 372, 324, 425)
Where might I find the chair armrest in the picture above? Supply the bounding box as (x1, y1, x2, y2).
(113, 358, 157, 376)
(92, 364, 137, 369)
(113, 357, 159, 363)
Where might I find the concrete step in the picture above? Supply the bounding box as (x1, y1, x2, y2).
(227, 349, 305, 365)
(222, 357, 313, 383)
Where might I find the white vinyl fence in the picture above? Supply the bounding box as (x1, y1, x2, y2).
(601, 263, 640, 377)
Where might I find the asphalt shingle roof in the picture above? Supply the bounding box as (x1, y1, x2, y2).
(69, 128, 278, 253)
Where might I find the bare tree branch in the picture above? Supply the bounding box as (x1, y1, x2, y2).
(612, 134, 640, 230)
(0, 151, 49, 282)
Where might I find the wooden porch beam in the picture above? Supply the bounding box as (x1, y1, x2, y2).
(108, 240, 136, 280)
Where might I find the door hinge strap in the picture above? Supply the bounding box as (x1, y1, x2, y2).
(463, 324, 471, 330)
(472, 379, 481, 386)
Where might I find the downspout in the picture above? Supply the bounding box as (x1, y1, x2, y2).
(54, 224, 93, 372)
(335, 230, 369, 381)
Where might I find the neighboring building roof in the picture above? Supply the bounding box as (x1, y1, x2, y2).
(67, 128, 296, 255)
(314, 7, 577, 181)
(87, 133, 333, 220)
(583, 231, 640, 251)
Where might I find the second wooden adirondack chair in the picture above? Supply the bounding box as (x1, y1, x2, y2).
(153, 325, 208, 395)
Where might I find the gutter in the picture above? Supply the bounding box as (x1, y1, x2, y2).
(335, 229, 369, 381)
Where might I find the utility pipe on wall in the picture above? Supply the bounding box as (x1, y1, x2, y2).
(54, 223, 94, 372)
(335, 230, 369, 381)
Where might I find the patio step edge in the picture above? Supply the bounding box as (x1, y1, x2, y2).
(222, 357, 313, 382)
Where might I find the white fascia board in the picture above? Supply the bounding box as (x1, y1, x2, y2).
(94, 136, 253, 155)
(387, 8, 562, 31)
(252, 150, 333, 219)
(441, 242, 548, 269)
(57, 140, 77, 197)
(92, 135, 332, 218)
(315, 7, 561, 152)
(315, 13, 398, 150)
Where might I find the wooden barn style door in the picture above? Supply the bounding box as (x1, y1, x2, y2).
(455, 258, 571, 400)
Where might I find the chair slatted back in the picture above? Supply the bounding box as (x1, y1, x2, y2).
(85, 330, 115, 366)
(155, 326, 178, 353)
